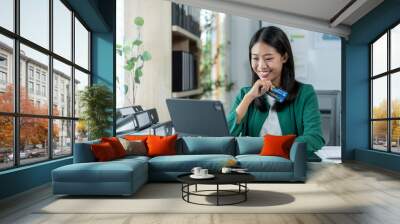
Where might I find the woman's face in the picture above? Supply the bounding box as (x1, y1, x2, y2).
(251, 41, 287, 86)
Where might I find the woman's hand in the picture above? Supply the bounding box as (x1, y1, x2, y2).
(246, 79, 274, 100)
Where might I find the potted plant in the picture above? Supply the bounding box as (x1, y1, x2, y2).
(79, 84, 113, 140)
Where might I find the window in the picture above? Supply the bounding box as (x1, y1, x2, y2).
(35, 84, 40, 97)
(0, 35, 13, 113)
(42, 85, 46, 97)
(0, 0, 14, 32)
(74, 18, 89, 70)
(0, 71, 6, 85)
(20, 0, 49, 49)
(28, 67, 34, 80)
(371, 23, 400, 154)
(0, 1, 91, 170)
(0, 55, 7, 67)
(28, 81, 34, 94)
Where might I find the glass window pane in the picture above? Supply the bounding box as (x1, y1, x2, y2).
(74, 69, 89, 118)
(372, 121, 388, 151)
(53, 119, 72, 158)
(75, 120, 88, 143)
(53, 0, 72, 60)
(372, 33, 387, 76)
(392, 24, 400, 70)
(391, 120, 400, 153)
(74, 18, 89, 70)
(372, 77, 387, 119)
(0, 35, 14, 112)
(20, 0, 49, 49)
(20, 44, 49, 115)
(53, 59, 72, 117)
(0, 0, 14, 31)
(391, 72, 400, 118)
(20, 117, 49, 165)
(0, 116, 13, 170)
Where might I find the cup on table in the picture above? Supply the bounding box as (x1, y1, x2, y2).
(191, 167, 202, 176)
(221, 167, 232, 174)
(199, 168, 208, 176)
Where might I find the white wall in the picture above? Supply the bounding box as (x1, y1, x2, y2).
(224, 15, 259, 113)
(262, 21, 341, 91)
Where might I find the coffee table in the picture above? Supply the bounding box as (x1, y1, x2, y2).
(177, 172, 255, 206)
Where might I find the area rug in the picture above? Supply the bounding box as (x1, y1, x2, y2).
(37, 183, 362, 214)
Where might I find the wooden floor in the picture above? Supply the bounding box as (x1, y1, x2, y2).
(1, 162, 400, 224)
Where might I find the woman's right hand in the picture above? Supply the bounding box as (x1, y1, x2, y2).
(246, 79, 274, 100)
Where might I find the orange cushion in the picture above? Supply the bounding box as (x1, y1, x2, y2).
(146, 135, 178, 157)
(124, 135, 149, 142)
(259, 134, 296, 159)
(91, 142, 117, 161)
(101, 137, 127, 158)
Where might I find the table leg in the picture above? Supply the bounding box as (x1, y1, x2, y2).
(245, 183, 247, 201)
(217, 184, 219, 206)
(195, 184, 197, 192)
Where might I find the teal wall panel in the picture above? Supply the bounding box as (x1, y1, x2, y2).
(343, 0, 400, 172)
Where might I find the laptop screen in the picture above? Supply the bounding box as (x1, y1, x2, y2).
(166, 99, 231, 137)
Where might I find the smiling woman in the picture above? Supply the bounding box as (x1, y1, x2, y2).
(227, 26, 325, 160)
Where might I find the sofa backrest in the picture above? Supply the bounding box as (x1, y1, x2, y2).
(235, 137, 263, 155)
(178, 136, 236, 155)
(73, 140, 100, 163)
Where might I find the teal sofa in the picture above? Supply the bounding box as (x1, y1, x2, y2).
(52, 137, 306, 196)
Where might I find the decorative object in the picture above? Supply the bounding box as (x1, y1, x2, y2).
(116, 16, 152, 105)
(79, 84, 113, 140)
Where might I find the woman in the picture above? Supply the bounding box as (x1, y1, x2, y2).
(227, 26, 325, 159)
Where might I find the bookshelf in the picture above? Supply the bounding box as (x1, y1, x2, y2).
(171, 4, 202, 98)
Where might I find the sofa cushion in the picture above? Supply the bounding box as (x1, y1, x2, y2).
(236, 155, 293, 172)
(147, 135, 178, 157)
(260, 134, 296, 159)
(52, 159, 147, 183)
(236, 137, 263, 155)
(101, 137, 127, 158)
(119, 138, 147, 156)
(148, 154, 235, 172)
(180, 137, 235, 155)
(91, 142, 118, 161)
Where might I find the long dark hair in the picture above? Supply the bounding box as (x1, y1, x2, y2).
(249, 26, 299, 112)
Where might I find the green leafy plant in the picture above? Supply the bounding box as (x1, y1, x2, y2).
(79, 84, 113, 140)
(116, 16, 152, 105)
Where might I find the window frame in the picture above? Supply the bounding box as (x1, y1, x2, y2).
(370, 20, 400, 154)
(0, 0, 92, 171)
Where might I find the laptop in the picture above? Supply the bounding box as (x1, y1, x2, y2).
(166, 98, 231, 137)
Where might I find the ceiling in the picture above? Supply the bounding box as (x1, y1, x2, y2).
(170, 0, 384, 38)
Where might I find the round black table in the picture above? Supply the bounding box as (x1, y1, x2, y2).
(177, 172, 255, 206)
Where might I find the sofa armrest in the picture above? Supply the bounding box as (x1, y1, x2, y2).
(73, 143, 96, 163)
(289, 142, 307, 181)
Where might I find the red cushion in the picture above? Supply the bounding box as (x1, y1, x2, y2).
(259, 134, 296, 159)
(91, 142, 117, 161)
(101, 137, 127, 158)
(146, 135, 178, 157)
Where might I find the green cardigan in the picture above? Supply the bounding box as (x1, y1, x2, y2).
(227, 83, 325, 156)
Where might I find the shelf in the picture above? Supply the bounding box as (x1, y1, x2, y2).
(172, 88, 203, 98)
(172, 25, 201, 49)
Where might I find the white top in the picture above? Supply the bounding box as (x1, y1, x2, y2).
(259, 95, 282, 136)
